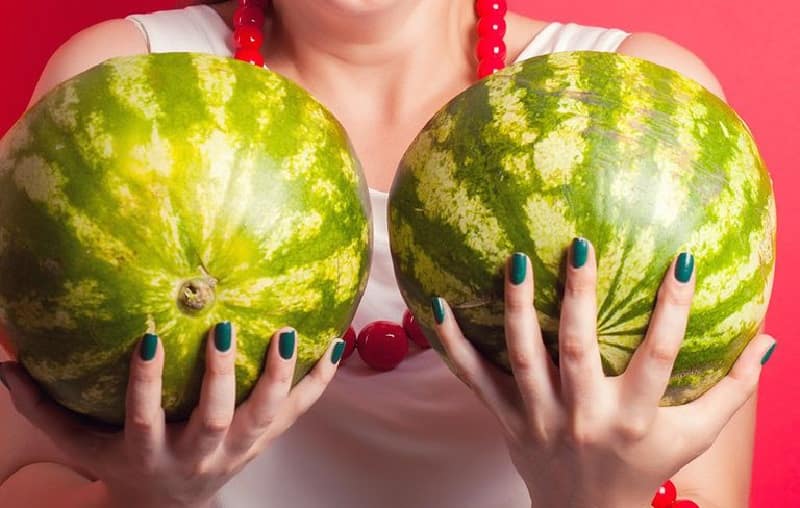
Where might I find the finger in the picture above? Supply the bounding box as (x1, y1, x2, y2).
(226, 327, 297, 454)
(558, 237, 604, 411)
(279, 338, 345, 431)
(177, 322, 236, 458)
(0, 361, 109, 462)
(504, 252, 558, 413)
(668, 334, 776, 455)
(431, 296, 521, 425)
(124, 333, 167, 465)
(622, 253, 695, 414)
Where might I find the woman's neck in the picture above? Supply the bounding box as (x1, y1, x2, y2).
(262, 0, 477, 123)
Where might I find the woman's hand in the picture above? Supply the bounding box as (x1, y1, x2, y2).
(431, 239, 775, 508)
(0, 323, 345, 508)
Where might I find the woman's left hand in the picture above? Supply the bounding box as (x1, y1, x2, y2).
(431, 238, 775, 508)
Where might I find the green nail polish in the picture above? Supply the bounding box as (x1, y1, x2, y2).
(140, 333, 158, 361)
(331, 340, 346, 364)
(431, 297, 446, 325)
(215, 322, 232, 352)
(760, 342, 776, 365)
(571, 237, 588, 269)
(510, 252, 527, 285)
(279, 330, 295, 360)
(674, 252, 694, 283)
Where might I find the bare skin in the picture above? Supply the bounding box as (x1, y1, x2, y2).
(0, 1, 768, 507)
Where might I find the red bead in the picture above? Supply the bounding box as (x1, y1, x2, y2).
(233, 6, 265, 29)
(671, 501, 699, 508)
(650, 480, 677, 508)
(477, 56, 505, 78)
(475, 0, 508, 18)
(238, 0, 267, 8)
(341, 326, 357, 363)
(477, 36, 507, 61)
(233, 25, 263, 49)
(356, 321, 409, 371)
(477, 16, 507, 38)
(234, 47, 264, 67)
(402, 310, 431, 349)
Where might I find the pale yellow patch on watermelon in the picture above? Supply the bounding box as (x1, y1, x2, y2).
(432, 114, 455, 144)
(8, 298, 76, 331)
(108, 57, 161, 120)
(82, 111, 114, 160)
(487, 78, 539, 146)
(650, 146, 688, 227)
(59, 279, 111, 320)
(13, 155, 65, 205)
(693, 227, 774, 310)
(254, 209, 324, 259)
(0, 121, 31, 177)
(49, 81, 80, 130)
(235, 348, 259, 380)
(130, 123, 174, 176)
(193, 129, 236, 245)
(281, 143, 319, 181)
(523, 195, 575, 266)
(501, 152, 533, 183)
(193, 54, 237, 129)
(393, 220, 474, 301)
(533, 116, 588, 189)
(414, 146, 512, 266)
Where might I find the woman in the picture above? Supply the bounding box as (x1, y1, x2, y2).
(0, 1, 776, 507)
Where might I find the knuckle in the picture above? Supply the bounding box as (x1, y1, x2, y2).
(658, 283, 693, 308)
(559, 337, 587, 363)
(206, 360, 236, 377)
(199, 414, 233, 434)
(126, 413, 156, 433)
(565, 272, 596, 298)
(646, 343, 678, 366)
(266, 367, 293, 386)
(565, 419, 600, 449)
(507, 348, 535, 373)
(128, 369, 161, 386)
(505, 291, 532, 313)
(616, 416, 650, 442)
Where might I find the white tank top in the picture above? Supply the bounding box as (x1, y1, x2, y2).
(126, 7, 629, 507)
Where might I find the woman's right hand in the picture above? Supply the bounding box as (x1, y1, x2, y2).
(0, 323, 346, 508)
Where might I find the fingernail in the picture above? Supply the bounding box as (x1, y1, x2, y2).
(215, 322, 232, 352)
(431, 297, 446, 325)
(510, 252, 527, 285)
(331, 340, 346, 364)
(0, 364, 8, 391)
(571, 237, 588, 269)
(760, 341, 777, 365)
(279, 330, 295, 360)
(140, 333, 158, 361)
(674, 252, 694, 283)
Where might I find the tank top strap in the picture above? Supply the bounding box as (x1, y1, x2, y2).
(514, 21, 631, 63)
(126, 5, 232, 56)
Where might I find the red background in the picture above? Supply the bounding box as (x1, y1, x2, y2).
(0, 0, 797, 505)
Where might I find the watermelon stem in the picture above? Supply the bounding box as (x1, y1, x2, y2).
(177, 277, 217, 315)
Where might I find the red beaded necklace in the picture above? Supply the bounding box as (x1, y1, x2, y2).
(228, 3, 700, 506)
(230, 0, 509, 373)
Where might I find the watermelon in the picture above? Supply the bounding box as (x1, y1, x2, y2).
(0, 53, 372, 424)
(389, 51, 775, 405)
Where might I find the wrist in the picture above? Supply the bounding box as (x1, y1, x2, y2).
(102, 482, 216, 508)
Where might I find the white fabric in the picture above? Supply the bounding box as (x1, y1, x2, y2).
(125, 7, 630, 507)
